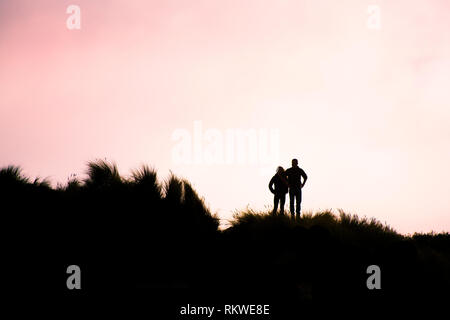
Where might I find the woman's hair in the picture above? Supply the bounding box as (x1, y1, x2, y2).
(276, 166, 284, 174)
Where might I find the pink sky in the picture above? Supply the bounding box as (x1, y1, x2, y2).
(1, 0, 449, 234)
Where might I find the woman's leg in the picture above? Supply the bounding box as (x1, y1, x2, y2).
(279, 194, 286, 215)
(273, 195, 280, 215)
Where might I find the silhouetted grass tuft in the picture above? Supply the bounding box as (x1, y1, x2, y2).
(231, 209, 400, 241)
(131, 165, 160, 194)
(0, 165, 30, 185)
(85, 159, 122, 189)
(164, 173, 184, 205)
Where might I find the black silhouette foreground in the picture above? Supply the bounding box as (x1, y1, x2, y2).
(2, 161, 449, 317)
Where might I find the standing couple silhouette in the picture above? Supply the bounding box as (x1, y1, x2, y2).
(268, 158, 308, 219)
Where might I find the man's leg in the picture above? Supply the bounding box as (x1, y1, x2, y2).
(295, 188, 302, 220)
(289, 189, 295, 219)
(279, 194, 286, 215)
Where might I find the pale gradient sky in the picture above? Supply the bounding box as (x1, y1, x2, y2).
(1, 0, 449, 234)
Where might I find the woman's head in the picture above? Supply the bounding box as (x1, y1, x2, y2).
(276, 166, 284, 174)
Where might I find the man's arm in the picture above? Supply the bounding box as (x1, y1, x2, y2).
(301, 169, 308, 188)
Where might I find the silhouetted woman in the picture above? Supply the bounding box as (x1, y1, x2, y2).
(269, 166, 289, 215)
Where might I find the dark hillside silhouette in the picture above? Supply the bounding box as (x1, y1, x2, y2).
(1, 161, 449, 316)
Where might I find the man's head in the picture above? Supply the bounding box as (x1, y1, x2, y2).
(292, 158, 298, 167)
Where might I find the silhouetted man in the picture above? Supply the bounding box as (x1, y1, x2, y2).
(284, 158, 308, 219)
(269, 166, 289, 215)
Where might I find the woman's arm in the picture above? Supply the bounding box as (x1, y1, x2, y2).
(268, 177, 276, 193)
